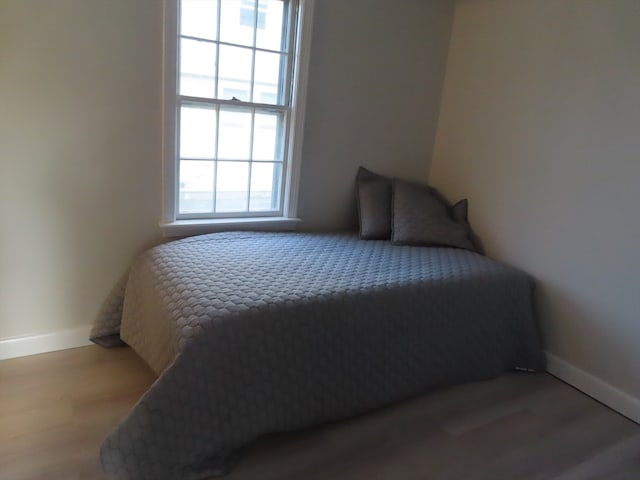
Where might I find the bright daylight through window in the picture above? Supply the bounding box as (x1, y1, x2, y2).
(165, 0, 311, 224)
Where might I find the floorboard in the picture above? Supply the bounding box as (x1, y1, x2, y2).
(1, 345, 638, 479)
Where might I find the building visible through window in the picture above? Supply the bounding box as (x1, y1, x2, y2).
(240, 0, 267, 29)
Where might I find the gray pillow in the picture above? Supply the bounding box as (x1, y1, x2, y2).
(451, 198, 468, 223)
(391, 179, 477, 251)
(449, 198, 485, 253)
(356, 167, 392, 239)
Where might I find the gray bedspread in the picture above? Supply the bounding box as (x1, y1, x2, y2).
(91, 231, 546, 479)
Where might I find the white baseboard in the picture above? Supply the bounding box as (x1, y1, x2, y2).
(546, 351, 640, 425)
(0, 325, 93, 361)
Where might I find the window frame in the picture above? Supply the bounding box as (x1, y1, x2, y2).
(161, 0, 315, 236)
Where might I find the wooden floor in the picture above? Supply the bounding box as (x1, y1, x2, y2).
(1, 346, 639, 479)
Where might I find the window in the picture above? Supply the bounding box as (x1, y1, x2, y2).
(240, 0, 267, 29)
(162, 0, 314, 233)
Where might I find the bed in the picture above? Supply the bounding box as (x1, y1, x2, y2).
(91, 231, 546, 480)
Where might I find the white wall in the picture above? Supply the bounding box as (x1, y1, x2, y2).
(298, 0, 454, 230)
(0, 0, 455, 342)
(431, 0, 640, 401)
(0, 0, 163, 341)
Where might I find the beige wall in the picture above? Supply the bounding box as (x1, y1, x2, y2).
(298, 0, 454, 230)
(0, 0, 454, 340)
(431, 0, 640, 399)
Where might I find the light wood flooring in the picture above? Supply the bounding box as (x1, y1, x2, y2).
(1, 345, 639, 479)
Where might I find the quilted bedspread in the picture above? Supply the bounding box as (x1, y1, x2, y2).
(91, 231, 546, 479)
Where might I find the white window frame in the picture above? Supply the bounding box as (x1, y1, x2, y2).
(160, 0, 315, 237)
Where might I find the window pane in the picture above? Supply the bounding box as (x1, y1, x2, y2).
(250, 162, 281, 211)
(179, 160, 214, 214)
(256, 0, 285, 51)
(216, 161, 249, 212)
(218, 108, 251, 159)
(180, 39, 217, 98)
(253, 112, 280, 160)
(217, 45, 252, 101)
(254, 51, 282, 105)
(181, 0, 218, 40)
(220, 0, 254, 47)
(180, 105, 217, 159)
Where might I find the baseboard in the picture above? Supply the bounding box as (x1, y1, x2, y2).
(546, 351, 640, 425)
(0, 325, 93, 361)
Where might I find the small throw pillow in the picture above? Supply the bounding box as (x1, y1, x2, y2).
(391, 179, 477, 251)
(449, 198, 485, 253)
(451, 198, 468, 223)
(356, 167, 392, 239)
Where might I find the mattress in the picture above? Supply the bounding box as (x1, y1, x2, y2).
(91, 231, 546, 479)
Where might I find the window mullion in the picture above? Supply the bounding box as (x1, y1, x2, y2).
(282, 1, 296, 105)
(249, 0, 259, 103)
(214, 0, 221, 99)
(247, 108, 256, 212)
(175, 101, 181, 217)
(278, 111, 289, 212)
(213, 104, 220, 213)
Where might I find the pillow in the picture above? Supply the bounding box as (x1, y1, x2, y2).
(451, 198, 468, 223)
(449, 198, 485, 253)
(391, 179, 477, 251)
(356, 167, 392, 239)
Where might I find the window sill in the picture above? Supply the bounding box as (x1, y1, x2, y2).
(159, 217, 301, 238)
